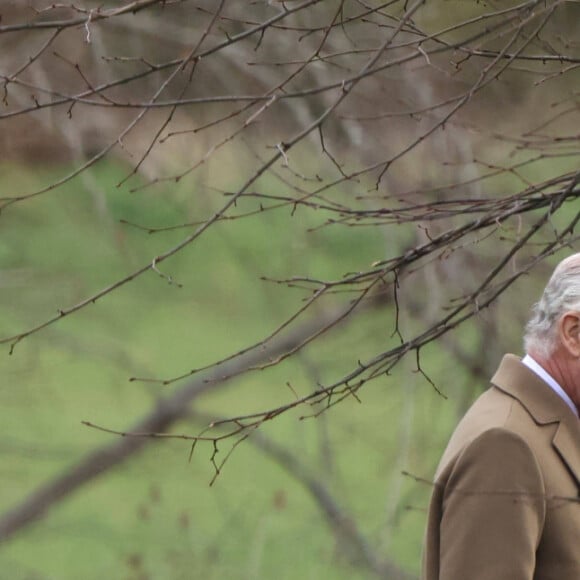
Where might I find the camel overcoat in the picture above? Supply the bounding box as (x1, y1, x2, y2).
(423, 354, 580, 580)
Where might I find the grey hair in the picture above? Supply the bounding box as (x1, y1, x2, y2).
(524, 253, 580, 358)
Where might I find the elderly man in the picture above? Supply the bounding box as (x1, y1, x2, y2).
(423, 253, 580, 579)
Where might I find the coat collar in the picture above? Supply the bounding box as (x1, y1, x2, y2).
(491, 354, 580, 485)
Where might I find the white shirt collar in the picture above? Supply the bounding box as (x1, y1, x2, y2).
(522, 354, 579, 418)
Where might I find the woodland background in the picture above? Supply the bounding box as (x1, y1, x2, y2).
(0, 1, 579, 578)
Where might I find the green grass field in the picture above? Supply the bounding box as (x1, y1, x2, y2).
(0, 162, 497, 579)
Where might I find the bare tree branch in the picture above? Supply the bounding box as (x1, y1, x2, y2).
(0, 302, 364, 542)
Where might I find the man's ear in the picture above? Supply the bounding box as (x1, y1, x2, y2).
(559, 311, 580, 357)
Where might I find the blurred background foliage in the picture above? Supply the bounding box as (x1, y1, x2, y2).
(0, 1, 578, 578)
(1, 162, 449, 579)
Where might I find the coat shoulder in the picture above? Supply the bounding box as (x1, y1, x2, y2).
(435, 387, 513, 478)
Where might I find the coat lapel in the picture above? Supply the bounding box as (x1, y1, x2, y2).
(553, 423, 580, 487)
(491, 354, 580, 486)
